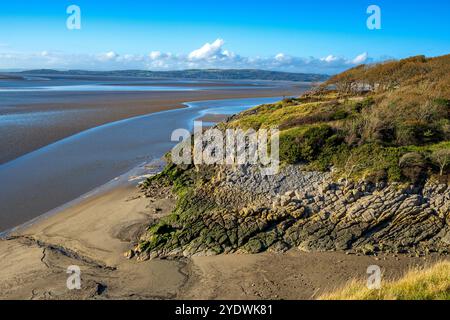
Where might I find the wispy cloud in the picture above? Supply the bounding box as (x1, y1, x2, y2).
(0, 39, 372, 74)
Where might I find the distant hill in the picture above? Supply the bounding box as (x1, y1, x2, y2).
(0, 74, 23, 80)
(16, 69, 329, 82)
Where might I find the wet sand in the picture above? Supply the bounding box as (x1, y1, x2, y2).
(0, 85, 304, 165)
(0, 177, 445, 300)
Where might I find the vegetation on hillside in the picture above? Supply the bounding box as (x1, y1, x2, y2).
(224, 54, 450, 184)
(320, 261, 450, 300)
(136, 54, 450, 261)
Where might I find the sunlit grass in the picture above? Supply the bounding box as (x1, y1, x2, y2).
(320, 261, 450, 300)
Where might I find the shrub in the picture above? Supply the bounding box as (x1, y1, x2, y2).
(396, 121, 443, 145)
(309, 139, 347, 171)
(332, 144, 404, 182)
(343, 116, 365, 146)
(370, 120, 397, 144)
(281, 97, 299, 106)
(433, 98, 450, 108)
(353, 96, 375, 113)
(279, 133, 303, 164)
(278, 125, 340, 165)
(331, 109, 349, 120)
(298, 125, 335, 162)
(399, 152, 428, 183)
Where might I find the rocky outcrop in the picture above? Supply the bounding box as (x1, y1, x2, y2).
(135, 164, 450, 260)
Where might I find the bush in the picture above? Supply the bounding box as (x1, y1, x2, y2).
(371, 121, 397, 144)
(279, 125, 340, 165)
(331, 109, 349, 120)
(353, 96, 375, 113)
(399, 152, 428, 183)
(281, 97, 299, 106)
(298, 125, 335, 161)
(310, 139, 347, 171)
(433, 98, 450, 108)
(279, 133, 303, 164)
(396, 121, 443, 145)
(332, 144, 404, 182)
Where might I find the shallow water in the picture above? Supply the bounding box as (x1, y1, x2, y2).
(0, 76, 271, 95)
(0, 109, 99, 127)
(0, 83, 265, 92)
(0, 84, 202, 92)
(0, 96, 281, 232)
(0, 76, 271, 108)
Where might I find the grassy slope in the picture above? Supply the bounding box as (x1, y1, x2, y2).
(320, 261, 450, 300)
(223, 54, 450, 183)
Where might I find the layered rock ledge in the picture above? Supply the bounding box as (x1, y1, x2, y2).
(134, 164, 450, 260)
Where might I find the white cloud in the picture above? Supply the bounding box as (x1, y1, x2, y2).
(321, 55, 338, 63)
(275, 53, 290, 62)
(352, 52, 369, 64)
(149, 51, 162, 60)
(0, 40, 373, 74)
(98, 51, 119, 61)
(188, 38, 230, 61)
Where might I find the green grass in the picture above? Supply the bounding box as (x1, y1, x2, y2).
(227, 101, 321, 130)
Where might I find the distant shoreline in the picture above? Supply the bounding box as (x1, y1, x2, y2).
(10, 68, 330, 82)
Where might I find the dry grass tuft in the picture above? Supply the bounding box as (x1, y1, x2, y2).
(320, 261, 450, 300)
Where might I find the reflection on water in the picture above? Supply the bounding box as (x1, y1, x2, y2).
(196, 101, 261, 117)
(0, 109, 97, 126)
(0, 84, 269, 92)
(0, 76, 271, 93)
(0, 84, 202, 92)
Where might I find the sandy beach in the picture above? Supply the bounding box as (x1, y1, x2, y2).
(1, 174, 445, 300)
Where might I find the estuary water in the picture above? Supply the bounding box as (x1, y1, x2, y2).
(0, 96, 281, 232)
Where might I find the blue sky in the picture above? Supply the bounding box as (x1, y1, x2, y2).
(0, 0, 449, 73)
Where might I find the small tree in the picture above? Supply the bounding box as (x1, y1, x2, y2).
(432, 149, 450, 176)
(342, 152, 364, 187)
